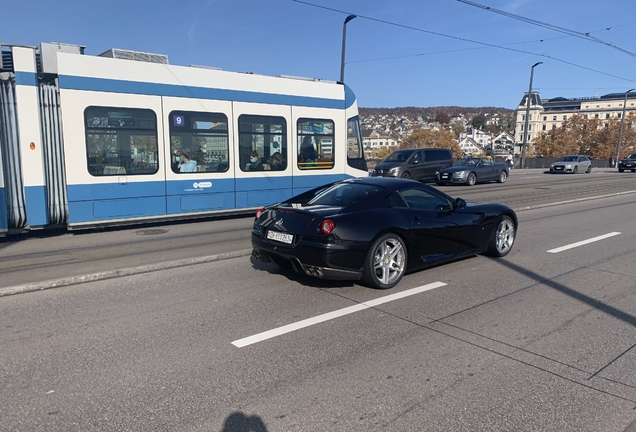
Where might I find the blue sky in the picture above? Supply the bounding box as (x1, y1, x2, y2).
(2, 0, 635, 109)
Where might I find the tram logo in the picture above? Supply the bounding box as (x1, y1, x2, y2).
(193, 182, 212, 189)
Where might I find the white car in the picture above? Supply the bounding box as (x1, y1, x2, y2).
(549, 155, 592, 174)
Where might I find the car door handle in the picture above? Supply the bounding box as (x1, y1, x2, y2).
(413, 215, 422, 221)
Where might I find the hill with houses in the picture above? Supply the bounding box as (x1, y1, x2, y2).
(359, 106, 517, 159)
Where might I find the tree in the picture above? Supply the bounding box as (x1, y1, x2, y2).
(372, 146, 396, 160)
(434, 112, 450, 125)
(471, 114, 487, 130)
(399, 129, 462, 159)
(533, 113, 636, 159)
(451, 124, 465, 138)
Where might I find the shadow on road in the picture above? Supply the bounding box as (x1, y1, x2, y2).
(221, 411, 268, 431)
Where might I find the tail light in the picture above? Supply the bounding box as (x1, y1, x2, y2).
(255, 209, 264, 220)
(320, 219, 336, 234)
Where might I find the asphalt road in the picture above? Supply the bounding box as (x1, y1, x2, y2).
(1, 169, 636, 431)
(1, 168, 636, 291)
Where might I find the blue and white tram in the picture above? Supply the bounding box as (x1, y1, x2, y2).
(0, 42, 367, 235)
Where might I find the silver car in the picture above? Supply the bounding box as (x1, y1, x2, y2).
(549, 155, 592, 174)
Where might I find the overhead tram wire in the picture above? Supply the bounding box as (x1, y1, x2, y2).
(456, 0, 636, 59)
(290, 0, 636, 84)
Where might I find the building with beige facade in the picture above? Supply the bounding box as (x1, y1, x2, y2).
(514, 91, 636, 154)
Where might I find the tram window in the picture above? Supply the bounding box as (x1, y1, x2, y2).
(85, 107, 158, 176)
(297, 119, 334, 170)
(347, 116, 364, 159)
(238, 115, 287, 172)
(169, 111, 229, 174)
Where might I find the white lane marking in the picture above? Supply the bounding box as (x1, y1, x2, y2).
(547, 232, 621, 253)
(232, 281, 447, 348)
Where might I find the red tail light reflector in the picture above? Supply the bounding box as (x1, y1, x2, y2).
(320, 219, 336, 234)
(255, 209, 264, 220)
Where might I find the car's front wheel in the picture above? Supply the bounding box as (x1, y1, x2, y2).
(573, 166, 579, 174)
(586, 165, 592, 173)
(466, 172, 477, 186)
(497, 171, 507, 183)
(401, 172, 411, 179)
(486, 215, 515, 257)
(362, 233, 407, 289)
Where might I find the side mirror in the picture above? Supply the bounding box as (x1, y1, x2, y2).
(453, 198, 467, 209)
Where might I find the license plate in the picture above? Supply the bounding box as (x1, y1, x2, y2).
(442, 173, 451, 179)
(267, 229, 293, 244)
(556, 166, 563, 170)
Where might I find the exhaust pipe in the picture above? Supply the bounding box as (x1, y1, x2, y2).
(305, 267, 324, 278)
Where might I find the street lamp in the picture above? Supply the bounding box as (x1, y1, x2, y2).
(519, 62, 542, 169)
(339, 14, 357, 83)
(615, 88, 635, 165)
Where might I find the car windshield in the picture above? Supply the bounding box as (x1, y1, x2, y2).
(627, 154, 636, 159)
(384, 151, 414, 162)
(308, 183, 382, 207)
(454, 157, 480, 166)
(559, 156, 578, 162)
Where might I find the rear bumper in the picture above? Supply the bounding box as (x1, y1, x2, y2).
(251, 234, 363, 281)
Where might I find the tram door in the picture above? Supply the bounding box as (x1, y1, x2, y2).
(232, 102, 294, 208)
(161, 97, 237, 215)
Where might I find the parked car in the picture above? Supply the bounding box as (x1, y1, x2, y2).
(251, 177, 517, 289)
(371, 148, 453, 182)
(618, 153, 636, 172)
(435, 157, 509, 186)
(549, 155, 592, 174)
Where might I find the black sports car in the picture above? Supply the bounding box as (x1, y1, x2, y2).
(251, 177, 517, 289)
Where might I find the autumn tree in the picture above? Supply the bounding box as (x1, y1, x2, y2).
(399, 129, 462, 159)
(371, 146, 397, 161)
(434, 112, 450, 125)
(533, 113, 636, 159)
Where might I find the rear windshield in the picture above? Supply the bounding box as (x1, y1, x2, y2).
(308, 183, 382, 207)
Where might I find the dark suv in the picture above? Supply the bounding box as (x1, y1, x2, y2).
(371, 148, 453, 182)
(618, 153, 636, 172)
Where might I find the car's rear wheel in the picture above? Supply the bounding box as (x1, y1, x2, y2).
(401, 172, 411, 179)
(573, 166, 578, 174)
(362, 233, 407, 289)
(466, 172, 477, 186)
(497, 171, 507, 183)
(486, 215, 515, 257)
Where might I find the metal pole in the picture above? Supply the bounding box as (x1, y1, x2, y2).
(615, 88, 634, 165)
(340, 14, 357, 83)
(519, 62, 542, 169)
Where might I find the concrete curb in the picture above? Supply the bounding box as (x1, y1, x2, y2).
(0, 248, 253, 297)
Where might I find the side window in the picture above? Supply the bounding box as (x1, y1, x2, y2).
(239, 115, 287, 172)
(426, 149, 440, 162)
(169, 111, 229, 174)
(297, 118, 334, 170)
(411, 151, 422, 163)
(347, 116, 364, 159)
(437, 150, 450, 161)
(399, 188, 450, 211)
(85, 107, 158, 176)
(385, 191, 408, 208)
